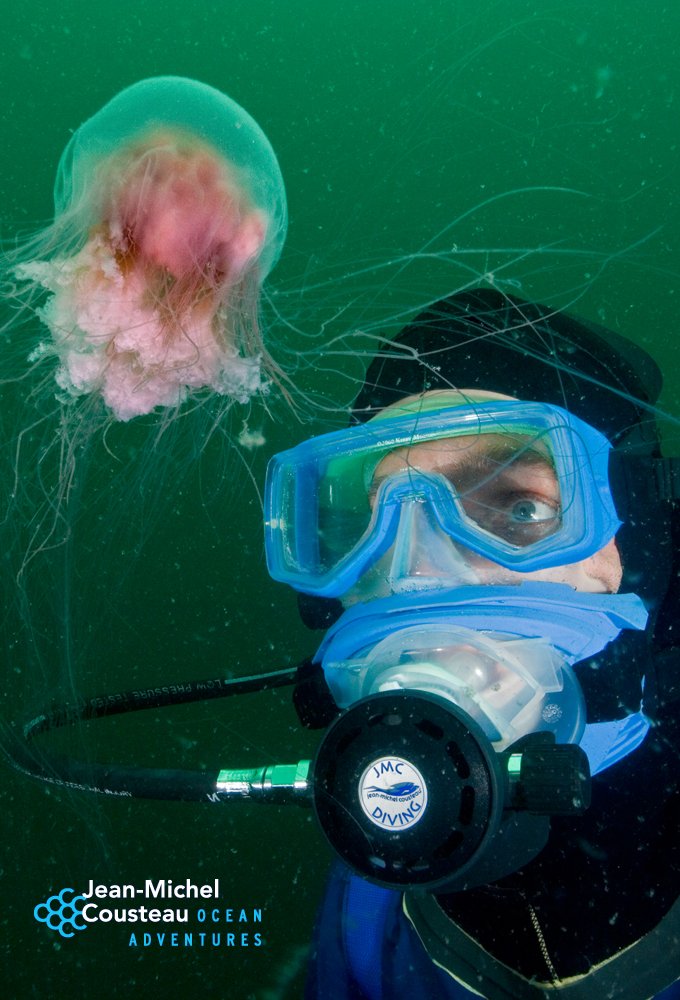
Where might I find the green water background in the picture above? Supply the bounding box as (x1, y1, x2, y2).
(1, 2, 679, 998)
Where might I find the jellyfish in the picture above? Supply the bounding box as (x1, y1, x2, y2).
(11, 76, 288, 421)
(0, 78, 291, 702)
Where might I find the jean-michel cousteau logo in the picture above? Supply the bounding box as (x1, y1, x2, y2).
(34, 879, 263, 948)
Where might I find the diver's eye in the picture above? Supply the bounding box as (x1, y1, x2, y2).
(509, 498, 557, 523)
(460, 491, 561, 546)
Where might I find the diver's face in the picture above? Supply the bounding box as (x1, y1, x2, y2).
(345, 389, 623, 605)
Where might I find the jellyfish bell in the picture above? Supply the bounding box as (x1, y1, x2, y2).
(54, 76, 286, 277)
(13, 76, 288, 421)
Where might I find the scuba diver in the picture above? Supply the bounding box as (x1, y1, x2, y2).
(4, 287, 679, 997)
(264, 288, 680, 999)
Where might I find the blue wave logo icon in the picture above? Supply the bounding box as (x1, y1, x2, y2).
(34, 887, 87, 938)
(365, 781, 420, 797)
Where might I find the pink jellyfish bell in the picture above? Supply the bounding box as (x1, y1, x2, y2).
(16, 77, 287, 420)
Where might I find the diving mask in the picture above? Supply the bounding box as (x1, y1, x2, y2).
(265, 399, 620, 598)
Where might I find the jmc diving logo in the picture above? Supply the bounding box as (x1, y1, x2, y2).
(359, 755, 428, 830)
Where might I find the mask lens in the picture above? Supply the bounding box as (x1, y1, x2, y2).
(385, 432, 563, 549)
(317, 471, 373, 571)
(459, 438, 562, 546)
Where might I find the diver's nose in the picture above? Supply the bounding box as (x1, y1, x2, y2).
(387, 498, 480, 590)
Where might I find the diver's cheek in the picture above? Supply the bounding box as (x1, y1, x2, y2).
(528, 538, 622, 593)
(579, 537, 623, 593)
